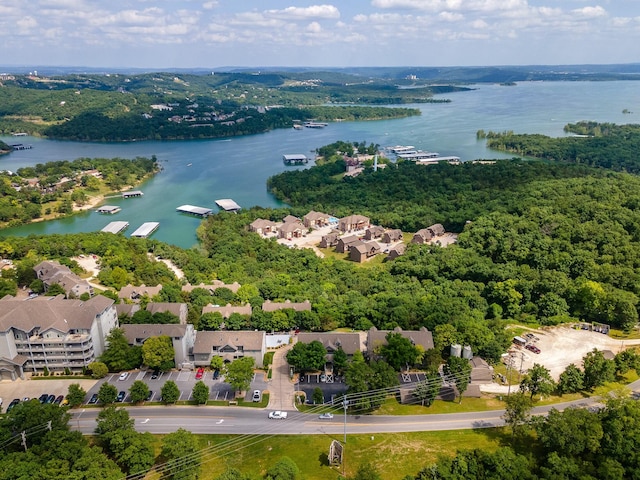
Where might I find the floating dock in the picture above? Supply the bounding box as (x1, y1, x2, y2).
(130, 222, 159, 238)
(122, 190, 144, 198)
(101, 221, 129, 234)
(215, 199, 241, 212)
(10, 143, 33, 150)
(283, 154, 309, 165)
(96, 205, 121, 214)
(176, 204, 213, 217)
(416, 156, 461, 166)
(303, 121, 328, 128)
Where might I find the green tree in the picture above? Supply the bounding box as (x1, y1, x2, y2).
(286, 340, 327, 372)
(265, 456, 301, 480)
(100, 328, 142, 372)
(98, 382, 119, 405)
(66, 383, 87, 408)
(95, 405, 134, 437)
(210, 355, 224, 372)
(161, 428, 200, 480)
(520, 363, 555, 400)
(0, 401, 70, 447)
(225, 357, 255, 394)
(216, 468, 251, 480)
(192, 380, 209, 404)
(312, 387, 324, 404)
(557, 363, 585, 394)
(88, 361, 109, 379)
(413, 372, 440, 407)
(161, 380, 180, 404)
(380, 332, 420, 371)
(129, 380, 150, 404)
(536, 407, 603, 457)
(446, 356, 472, 403)
(503, 392, 533, 439)
(107, 429, 155, 475)
(199, 311, 223, 330)
(142, 335, 175, 371)
(45, 283, 67, 296)
(583, 348, 616, 390)
(352, 462, 382, 480)
(332, 345, 348, 375)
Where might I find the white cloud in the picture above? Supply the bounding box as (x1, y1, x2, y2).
(265, 5, 340, 20)
(306, 21, 323, 33)
(202, 1, 218, 9)
(572, 5, 607, 18)
(439, 11, 464, 22)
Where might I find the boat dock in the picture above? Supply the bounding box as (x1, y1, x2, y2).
(303, 121, 328, 128)
(397, 151, 440, 161)
(101, 221, 129, 234)
(283, 154, 309, 165)
(176, 204, 213, 217)
(96, 205, 121, 214)
(215, 198, 241, 212)
(10, 144, 33, 150)
(122, 190, 144, 198)
(130, 222, 159, 238)
(416, 156, 461, 165)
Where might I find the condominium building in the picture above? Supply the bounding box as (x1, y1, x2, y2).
(0, 294, 118, 380)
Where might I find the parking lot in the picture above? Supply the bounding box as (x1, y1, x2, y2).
(85, 368, 269, 404)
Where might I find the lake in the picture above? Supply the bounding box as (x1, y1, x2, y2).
(1, 80, 639, 248)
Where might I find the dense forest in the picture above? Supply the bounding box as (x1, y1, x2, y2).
(0, 70, 454, 141)
(0, 156, 157, 226)
(480, 121, 640, 172)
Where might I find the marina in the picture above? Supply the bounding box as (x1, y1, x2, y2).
(176, 204, 213, 217)
(101, 221, 129, 234)
(130, 222, 159, 238)
(122, 190, 144, 198)
(215, 198, 242, 212)
(283, 154, 309, 165)
(96, 205, 121, 214)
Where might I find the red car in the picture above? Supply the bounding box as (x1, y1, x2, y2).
(195, 368, 204, 380)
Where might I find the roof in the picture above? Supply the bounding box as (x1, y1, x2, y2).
(279, 221, 304, 234)
(193, 330, 265, 354)
(101, 221, 129, 234)
(215, 199, 241, 211)
(122, 323, 190, 342)
(304, 211, 329, 222)
(0, 294, 114, 334)
(262, 299, 311, 312)
(297, 332, 361, 355)
(118, 284, 163, 300)
(250, 218, 277, 229)
(182, 281, 242, 294)
(146, 302, 186, 317)
(368, 326, 434, 352)
(131, 222, 159, 238)
(202, 303, 252, 317)
(176, 204, 213, 216)
(282, 215, 301, 223)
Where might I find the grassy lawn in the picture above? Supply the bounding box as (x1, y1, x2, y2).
(147, 428, 507, 480)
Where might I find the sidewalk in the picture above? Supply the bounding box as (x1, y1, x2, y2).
(267, 343, 296, 410)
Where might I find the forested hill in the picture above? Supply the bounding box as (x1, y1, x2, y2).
(267, 158, 605, 232)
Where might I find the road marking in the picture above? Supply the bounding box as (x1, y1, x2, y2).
(141, 418, 150, 424)
(216, 419, 224, 424)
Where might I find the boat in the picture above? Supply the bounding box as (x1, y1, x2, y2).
(303, 121, 328, 128)
(186, 163, 193, 167)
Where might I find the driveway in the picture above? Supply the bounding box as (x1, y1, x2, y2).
(268, 344, 296, 410)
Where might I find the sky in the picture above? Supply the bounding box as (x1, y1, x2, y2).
(1, 0, 639, 69)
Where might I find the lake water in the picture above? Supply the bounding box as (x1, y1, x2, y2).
(1, 81, 639, 248)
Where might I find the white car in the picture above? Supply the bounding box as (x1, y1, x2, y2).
(319, 413, 334, 419)
(118, 372, 129, 381)
(252, 390, 261, 402)
(268, 411, 288, 420)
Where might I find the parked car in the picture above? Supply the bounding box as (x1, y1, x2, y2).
(54, 395, 64, 405)
(45, 394, 56, 404)
(320, 374, 326, 382)
(146, 391, 154, 402)
(88, 393, 99, 404)
(118, 372, 129, 381)
(252, 390, 261, 402)
(151, 370, 160, 380)
(116, 391, 126, 402)
(525, 344, 541, 354)
(319, 413, 334, 419)
(7, 398, 20, 412)
(212, 370, 220, 380)
(22, 397, 30, 402)
(268, 411, 287, 420)
(39, 393, 49, 404)
(195, 368, 204, 380)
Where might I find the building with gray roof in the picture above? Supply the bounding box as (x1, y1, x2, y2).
(34, 260, 93, 298)
(122, 323, 195, 368)
(193, 330, 266, 367)
(0, 294, 117, 379)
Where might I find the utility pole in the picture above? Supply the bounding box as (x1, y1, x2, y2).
(21, 431, 27, 451)
(342, 398, 348, 476)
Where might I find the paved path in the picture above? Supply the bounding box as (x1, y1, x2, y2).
(268, 343, 296, 411)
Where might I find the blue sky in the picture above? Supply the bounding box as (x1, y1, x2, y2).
(1, 0, 638, 69)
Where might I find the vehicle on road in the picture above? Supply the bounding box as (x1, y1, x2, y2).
(268, 411, 288, 420)
(118, 372, 129, 381)
(88, 393, 99, 404)
(253, 390, 261, 402)
(195, 368, 204, 380)
(116, 391, 126, 402)
(319, 413, 334, 419)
